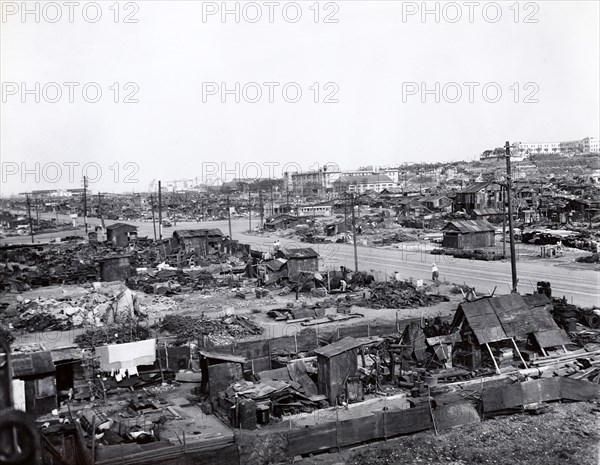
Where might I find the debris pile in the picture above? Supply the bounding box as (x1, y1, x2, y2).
(0, 244, 99, 291)
(74, 319, 152, 347)
(7, 286, 147, 332)
(576, 253, 600, 264)
(552, 297, 600, 331)
(355, 280, 449, 309)
(126, 269, 216, 294)
(158, 313, 264, 344)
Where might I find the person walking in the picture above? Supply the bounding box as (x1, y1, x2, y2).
(432, 263, 439, 282)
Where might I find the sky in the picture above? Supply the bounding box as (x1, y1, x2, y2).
(1, 0, 599, 195)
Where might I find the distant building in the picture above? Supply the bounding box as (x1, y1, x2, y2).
(514, 137, 599, 156)
(334, 174, 395, 194)
(288, 169, 341, 193)
(298, 204, 333, 217)
(442, 219, 496, 249)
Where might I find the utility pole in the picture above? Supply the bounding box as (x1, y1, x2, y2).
(158, 181, 162, 240)
(227, 194, 233, 240)
(83, 176, 88, 234)
(270, 184, 274, 217)
(150, 194, 157, 241)
(172, 187, 177, 227)
(259, 191, 264, 227)
(502, 184, 506, 257)
(351, 193, 359, 272)
(248, 188, 252, 232)
(35, 198, 39, 225)
(505, 141, 518, 293)
(343, 194, 348, 238)
(26, 194, 34, 243)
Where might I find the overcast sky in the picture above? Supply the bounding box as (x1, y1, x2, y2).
(1, 0, 599, 195)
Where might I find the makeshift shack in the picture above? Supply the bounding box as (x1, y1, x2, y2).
(451, 294, 571, 372)
(277, 248, 319, 282)
(171, 229, 223, 255)
(105, 223, 138, 247)
(50, 347, 84, 401)
(442, 219, 496, 249)
(11, 351, 57, 416)
(264, 214, 303, 231)
(199, 350, 247, 404)
(314, 337, 382, 404)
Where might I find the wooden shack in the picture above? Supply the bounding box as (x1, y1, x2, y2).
(11, 351, 57, 416)
(442, 219, 496, 249)
(199, 350, 247, 404)
(313, 337, 382, 404)
(105, 223, 138, 247)
(451, 294, 570, 372)
(172, 229, 224, 255)
(278, 248, 319, 282)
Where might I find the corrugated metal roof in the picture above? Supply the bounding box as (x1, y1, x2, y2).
(51, 347, 83, 363)
(459, 299, 507, 344)
(313, 336, 383, 358)
(173, 229, 223, 239)
(459, 181, 491, 194)
(442, 219, 496, 233)
(11, 351, 55, 378)
(283, 248, 319, 259)
(534, 329, 571, 348)
(105, 222, 138, 230)
(522, 294, 551, 307)
(472, 208, 503, 216)
(198, 350, 247, 364)
(456, 294, 564, 345)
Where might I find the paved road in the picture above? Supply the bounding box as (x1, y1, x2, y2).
(4, 213, 599, 307)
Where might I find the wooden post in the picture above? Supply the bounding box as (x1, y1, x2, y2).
(510, 337, 528, 369)
(485, 343, 501, 374)
(427, 386, 438, 435)
(268, 339, 272, 369)
(383, 395, 388, 441)
(294, 334, 298, 354)
(91, 418, 96, 465)
(335, 400, 340, 453)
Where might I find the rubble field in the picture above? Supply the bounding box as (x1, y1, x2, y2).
(297, 401, 599, 465)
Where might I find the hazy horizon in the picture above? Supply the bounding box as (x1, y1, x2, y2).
(2, 1, 599, 195)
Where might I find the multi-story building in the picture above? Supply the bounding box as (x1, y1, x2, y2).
(513, 137, 599, 156)
(333, 174, 396, 194)
(287, 169, 341, 193)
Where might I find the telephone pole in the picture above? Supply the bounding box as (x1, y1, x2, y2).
(26, 194, 34, 243)
(158, 181, 163, 240)
(505, 141, 518, 293)
(259, 191, 264, 227)
(227, 194, 233, 241)
(350, 193, 359, 272)
(83, 176, 88, 234)
(248, 188, 252, 232)
(150, 194, 157, 241)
